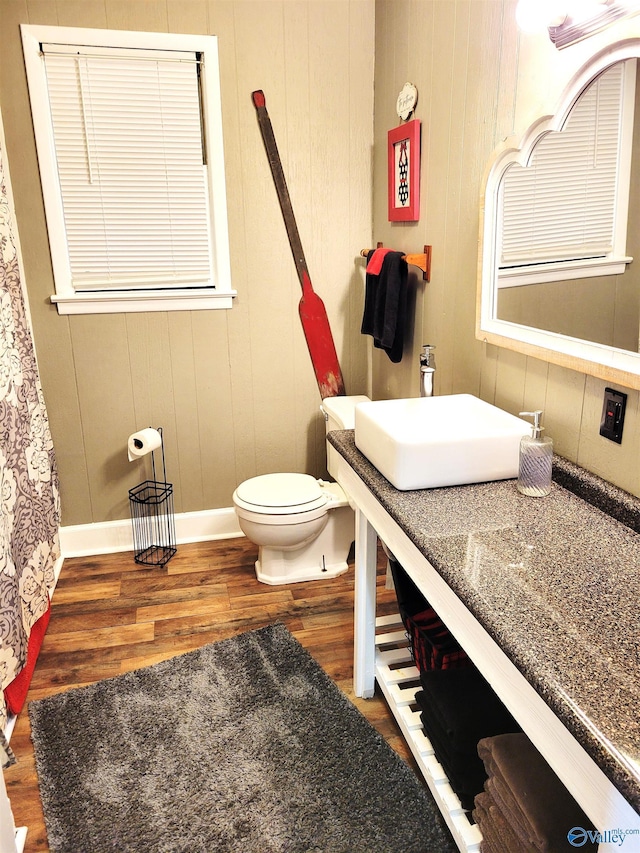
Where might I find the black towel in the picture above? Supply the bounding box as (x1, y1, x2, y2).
(415, 668, 521, 811)
(417, 668, 521, 755)
(418, 704, 486, 810)
(418, 701, 486, 788)
(361, 250, 408, 362)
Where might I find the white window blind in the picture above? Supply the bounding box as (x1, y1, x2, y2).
(42, 44, 213, 292)
(499, 60, 633, 270)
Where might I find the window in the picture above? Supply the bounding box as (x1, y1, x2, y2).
(497, 60, 636, 288)
(21, 26, 234, 314)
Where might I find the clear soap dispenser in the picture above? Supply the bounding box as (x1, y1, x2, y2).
(517, 410, 553, 497)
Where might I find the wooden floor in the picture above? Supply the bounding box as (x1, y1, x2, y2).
(5, 536, 409, 852)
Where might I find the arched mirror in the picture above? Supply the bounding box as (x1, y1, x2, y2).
(477, 40, 640, 390)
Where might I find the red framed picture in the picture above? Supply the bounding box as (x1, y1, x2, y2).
(387, 119, 421, 221)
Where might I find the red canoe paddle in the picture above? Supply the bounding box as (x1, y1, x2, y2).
(252, 90, 346, 399)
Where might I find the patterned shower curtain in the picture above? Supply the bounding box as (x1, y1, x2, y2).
(0, 129, 60, 743)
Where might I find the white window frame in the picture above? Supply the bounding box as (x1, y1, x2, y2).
(496, 59, 636, 290)
(21, 25, 235, 314)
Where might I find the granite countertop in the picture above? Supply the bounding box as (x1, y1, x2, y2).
(328, 429, 640, 815)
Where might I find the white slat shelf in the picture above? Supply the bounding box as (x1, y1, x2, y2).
(375, 613, 482, 853)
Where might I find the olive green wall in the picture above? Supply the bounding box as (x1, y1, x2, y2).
(372, 0, 640, 497)
(0, 0, 374, 525)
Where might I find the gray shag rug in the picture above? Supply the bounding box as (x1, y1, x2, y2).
(29, 623, 457, 853)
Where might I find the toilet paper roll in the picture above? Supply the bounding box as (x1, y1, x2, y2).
(127, 428, 162, 462)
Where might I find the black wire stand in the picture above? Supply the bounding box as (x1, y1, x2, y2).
(129, 427, 176, 567)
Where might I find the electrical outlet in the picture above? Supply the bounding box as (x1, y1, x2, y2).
(599, 387, 627, 444)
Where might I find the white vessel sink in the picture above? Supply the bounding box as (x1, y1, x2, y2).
(354, 394, 531, 490)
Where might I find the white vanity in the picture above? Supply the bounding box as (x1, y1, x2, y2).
(328, 429, 640, 852)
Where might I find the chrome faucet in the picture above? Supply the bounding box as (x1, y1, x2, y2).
(419, 344, 436, 397)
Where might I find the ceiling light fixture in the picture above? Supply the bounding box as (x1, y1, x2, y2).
(516, 0, 640, 48)
(515, 0, 568, 34)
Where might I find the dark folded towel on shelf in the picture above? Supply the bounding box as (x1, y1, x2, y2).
(415, 668, 521, 811)
(473, 791, 529, 853)
(418, 668, 521, 755)
(477, 733, 597, 851)
(486, 776, 534, 847)
(418, 703, 487, 811)
(388, 558, 426, 616)
(361, 249, 408, 363)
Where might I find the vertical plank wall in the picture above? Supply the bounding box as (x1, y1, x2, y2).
(372, 0, 640, 498)
(3, 0, 640, 522)
(0, 0, 374, 526)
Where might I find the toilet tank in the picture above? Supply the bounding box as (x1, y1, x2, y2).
(322, 395, 369, 492)
(321, 395, 370, 433)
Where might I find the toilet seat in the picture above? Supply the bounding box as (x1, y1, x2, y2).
(233, 473, 328, 515)
(231, 394, 369, 584)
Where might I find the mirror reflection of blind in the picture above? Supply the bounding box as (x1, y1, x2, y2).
(500, 61, 631, 268)
(42, 44, 212, 291)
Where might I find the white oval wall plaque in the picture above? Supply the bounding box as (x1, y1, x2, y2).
(396, 83, 418, 120)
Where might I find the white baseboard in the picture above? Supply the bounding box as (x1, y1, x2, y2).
(59, 506, 243, 558)
(52, 554, 64, 586)
(15, 826, 26, 853)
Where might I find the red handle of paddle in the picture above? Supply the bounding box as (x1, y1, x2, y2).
(252, 90, 266, 109)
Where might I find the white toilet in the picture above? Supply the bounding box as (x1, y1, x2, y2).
(232, 395, 369, 585)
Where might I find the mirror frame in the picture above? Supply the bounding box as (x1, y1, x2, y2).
(477, 39, 640, 391)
